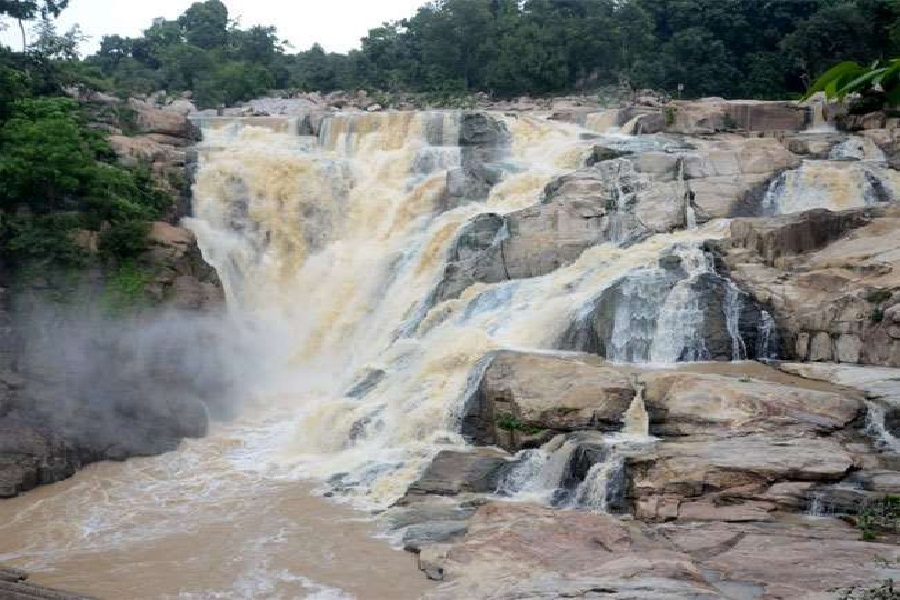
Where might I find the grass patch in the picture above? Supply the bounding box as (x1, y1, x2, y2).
(839, 580, 899, 600)
(867, 289, 894, 305)
(102, 261, 153, 313)
(856, 495, 900, 541)
(664, 106, 677, 127)
(496, 413, 543, 435)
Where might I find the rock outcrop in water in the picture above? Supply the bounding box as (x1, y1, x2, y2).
(0, 100, 223, 498)
(0, 223, 224, 497)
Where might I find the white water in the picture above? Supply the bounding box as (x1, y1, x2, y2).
(762, 159, 900, 215)
(0, 111, 767, 598)
(187, 111, 731, 508)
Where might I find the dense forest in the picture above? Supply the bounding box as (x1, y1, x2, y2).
(59, 0, 900, 105)
(4, 0, 900, 106)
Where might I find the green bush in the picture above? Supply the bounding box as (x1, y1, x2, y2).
(102, 260, 153, 312)
(856, 495, 900, 541)
(0, 96, 171, 270)
(496, 413, 543, 435)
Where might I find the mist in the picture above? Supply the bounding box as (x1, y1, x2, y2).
(4, 294, 272, 461)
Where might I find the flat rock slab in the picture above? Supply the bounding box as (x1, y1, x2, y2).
(425, 503, 900, 600)
(402, 448, 510, 500)
(641, 369, 862, 435)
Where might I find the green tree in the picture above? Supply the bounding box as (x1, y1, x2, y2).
(28, 19, 87, 60)
(0, 0, 68, 49)
(178, 0, 228, 50)
(0, 97, 169, 267)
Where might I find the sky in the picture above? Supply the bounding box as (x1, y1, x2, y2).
(0, 0, 427, 55)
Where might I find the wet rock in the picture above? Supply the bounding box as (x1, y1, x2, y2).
(0, 566, 97, 599)
(430, 214, 507, 304)
(560, 252, 771, 363)
(440, 112, 510, 210)
(424, 503, 721, 600)
(385, 500, 478, 530)
(403, 521, 470, 553)
(720, 207, 900, 367)
(781, 131, 846, 158)
(640, 370, 862, 437)
(402, 449, 511, 501)
(631, 435, 854, 522)
(345, 368, 387, 399)
(461, 351, 634, 451)
(0, 421, 79, 498)
(584, 144, 632, 166)
(418, 544, 452, 581)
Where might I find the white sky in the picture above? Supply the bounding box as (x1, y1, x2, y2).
(0, 0, 427, 55)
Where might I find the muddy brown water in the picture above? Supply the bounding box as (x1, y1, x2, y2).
(0, 420, 434, 600)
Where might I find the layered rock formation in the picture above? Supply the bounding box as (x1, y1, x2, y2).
(350, 102, 900, 598)
(0, 99, 223, 498)
(389, 354, 900, 598)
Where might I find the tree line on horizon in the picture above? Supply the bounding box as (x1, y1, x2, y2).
(5, 0, 900, 109)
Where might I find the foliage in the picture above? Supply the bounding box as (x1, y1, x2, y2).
(496, 413, 543, 435)
(0, 95, 169, 269)
(855, 495, 900, 541)
(803, 59, 900, 107)
(839, 580, 900, 600)
(101, 260, 153, 312)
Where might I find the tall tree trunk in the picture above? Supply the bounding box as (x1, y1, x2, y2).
(17, 18, 26, 51)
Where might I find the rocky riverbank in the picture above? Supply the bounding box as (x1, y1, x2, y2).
(315, 99, 900, 598)
(6, 89, 900, 599)
(0, 96, 224, 498)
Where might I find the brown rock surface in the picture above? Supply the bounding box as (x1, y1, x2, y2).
(461, 351, 634, 451)
(718, 206, 900, 367)
(424, 503, 900, 599)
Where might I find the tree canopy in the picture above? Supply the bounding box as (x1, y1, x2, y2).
(59, 0, 900, 106)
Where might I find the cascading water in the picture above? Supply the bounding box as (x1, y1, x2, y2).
(762, 160, 900, 215)
(188, 111, 736, 507)
(0, 109, 772, 597)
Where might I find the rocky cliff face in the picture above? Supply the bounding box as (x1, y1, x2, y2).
(335, 102, 900, 598)
(0, 97, 224, 498)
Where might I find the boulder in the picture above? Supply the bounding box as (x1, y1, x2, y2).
(719, 206, 900, 367)
(143, 222, 224, 310)
(640, 370, 862, 436)
(461, 351, 634, 451)
(401, 448, 511, 501)
(440, 112, 510, 210)
(666, 100, 806, 135)
(127, 98, 198, 139)
(631, 434, 854, 521)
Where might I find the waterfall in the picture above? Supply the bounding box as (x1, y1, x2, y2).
(598, 242, 758, 365)
(186, 110, 747, 508)
(571, 455, 626, 512)
(648, 245, 715, 363)
(865, 400, 900, 454)
(756, 309, 778, 360)
(762, 160, 900, 215)
(724, 282, 748, 361)
(622, 386, 649, 438)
